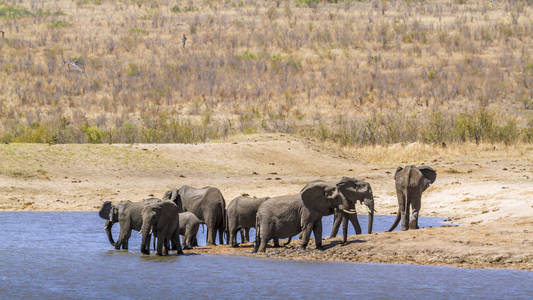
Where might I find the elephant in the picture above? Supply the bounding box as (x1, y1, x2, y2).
(178, 212, 203, 249)
(140, 201, 183, 256)
(387, 165, 437, 231)
(163, 185, 226, 245)
(253, 179, 359, 253)
(98, 198, 162, 250)
(226, 196, 270, 247)
(328, 178, 375, 244)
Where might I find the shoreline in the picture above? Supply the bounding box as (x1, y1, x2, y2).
(1, 135, 532, 272)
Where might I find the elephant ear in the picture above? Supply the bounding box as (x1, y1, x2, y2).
(162, 188, 178, 202)
(98, 201, 112, 220)
(300, 181, 335, 216)
(418, 165, 437, 184)
(394, 167, 403, 180)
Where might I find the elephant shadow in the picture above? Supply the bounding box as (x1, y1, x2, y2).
(140, 252, 200, 261)
(322, 239, 366, 250)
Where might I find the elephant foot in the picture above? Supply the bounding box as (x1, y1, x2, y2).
(230, 244, 239, 248)
(315, 245, 324, 251)
(206, 242, 216, 246)
(177, 250, 184, 255)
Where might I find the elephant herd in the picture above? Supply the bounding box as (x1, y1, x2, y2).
(98, 165, 436, 256)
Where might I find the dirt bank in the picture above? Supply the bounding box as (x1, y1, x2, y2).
(1, 134, 532, 270)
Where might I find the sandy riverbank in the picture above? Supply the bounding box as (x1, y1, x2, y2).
(1, 134, 532, 270)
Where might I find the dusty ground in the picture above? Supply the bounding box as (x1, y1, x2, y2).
(1, 134, 532, 270)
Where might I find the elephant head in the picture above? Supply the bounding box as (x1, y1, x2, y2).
(335, 177, 375, 234)
(300, 181, 349, 217)
(98, 201, 119, 245)
(162, 188, 183, 212)
(395, 165, 437, 191)
(140, 204, 160, 255)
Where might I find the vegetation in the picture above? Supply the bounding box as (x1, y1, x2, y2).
(1, 0, 532, 145)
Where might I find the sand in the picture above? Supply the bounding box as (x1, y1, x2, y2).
(1, 134, 532, 270)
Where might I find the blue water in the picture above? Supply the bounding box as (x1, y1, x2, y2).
(0, 212, 531, 299)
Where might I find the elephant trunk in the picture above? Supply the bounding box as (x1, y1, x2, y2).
(367, 210, 374, 234)
(140, 224, 151, 255)
(104, 220, 115, 246)
(365, 197, 375, 234)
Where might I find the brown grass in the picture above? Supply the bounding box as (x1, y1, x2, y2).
(1, 0, 533, 143)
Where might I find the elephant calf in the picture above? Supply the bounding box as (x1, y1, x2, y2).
(388, 165, 437, 231)
(178, 212, 203, 249)
(226, 196, 270, 247)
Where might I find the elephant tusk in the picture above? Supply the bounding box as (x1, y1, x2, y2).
(342, 209, 358, 215)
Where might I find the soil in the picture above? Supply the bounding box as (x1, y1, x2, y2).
(1, 134, 532, 270)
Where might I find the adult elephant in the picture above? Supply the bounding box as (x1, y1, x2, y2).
(226, 196, 270, 247)
(98, 198, 163, 249)
(388, 165, 437, 231)
(140, 201, 183, 256)
(329, 178, 375, 244)
(163, 186, 226, 245)
(253, 179, 360, 253)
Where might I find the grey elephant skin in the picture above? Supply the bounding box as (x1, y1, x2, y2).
(388, 165, 437, 231)
(141, 201, 183, 256)
(329, 178, 375, 243)
(178, 212, 203, 249)
(254, 179, 357, 253)
(98, 198, 161, 250)
(226, 196, 270, 247)
(163, 186, 226, 245)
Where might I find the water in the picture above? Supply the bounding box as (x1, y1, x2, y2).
(1, 212, 532, 299)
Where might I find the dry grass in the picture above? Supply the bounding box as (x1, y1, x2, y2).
(1, 0, 533, 143)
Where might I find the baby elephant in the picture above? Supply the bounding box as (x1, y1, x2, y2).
(178, 212, 203, 249)
(388, 165, 437, 231)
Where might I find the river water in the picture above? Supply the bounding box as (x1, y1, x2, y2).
(1, 212, 532, 299)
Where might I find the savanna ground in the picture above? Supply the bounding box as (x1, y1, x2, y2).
(1, 134, 532, 270)
(1, 0, 533, 270)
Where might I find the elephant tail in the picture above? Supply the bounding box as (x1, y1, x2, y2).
(387, 207, 401, 232)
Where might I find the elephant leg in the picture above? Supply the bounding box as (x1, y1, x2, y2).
(399, 192, 409, 231)
(192, 235, 198, 247)
(239, 229, 245, 243)
(244, 228, 250, 243)
(273, 238, 280, 247)
(205, 216, 217, 246)
(122, 230, 131, 250)
(163, 238, 169, 256)
(229, 226, 238, 247)
(255, 223, 268, 253)
(313, 219, 323, 250)
(349, 213, 362, 235)
(342, 214, 349, 244)
(409, 194, 422, 230)
(156, 236, 163, 256)
(299, 223, 313, 250)
(115, 221, 128, 249)
(218, 227, 224, 245)
(120, 227, 132, 250)
(283, 237, 292, 246)
(329, 210, 342, 238)
(173, 231, 183, 255)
